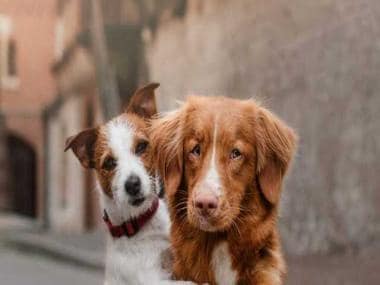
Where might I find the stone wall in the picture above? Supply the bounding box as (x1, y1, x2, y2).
(146, 0, 380, 254)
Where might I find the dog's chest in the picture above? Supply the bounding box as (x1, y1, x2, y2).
(211, 242, 237, 285)
(106, 236, 170, 284)
(104, 207, 172, 284)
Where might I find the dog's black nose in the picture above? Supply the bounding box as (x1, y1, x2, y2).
(124, 175, 141, 196)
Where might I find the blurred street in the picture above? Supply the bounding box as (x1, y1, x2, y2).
(1, 239, 380, 285)
(0, 241, 103, 285)
(1, 214, 379, 284)
(0, 214, 104, 285)
(286, 244, 380, 285)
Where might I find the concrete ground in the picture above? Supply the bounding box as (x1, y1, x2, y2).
(286, 243, 380, 285)
(0, 241, 103, 285)
(0, 213, 104, 284)
(1, 213, 379, 284)
(1, 241, 379, 285)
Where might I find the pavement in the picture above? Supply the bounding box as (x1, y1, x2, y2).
(1, 213, 379, 285)
(0, 213, 104, 285)
(286, 243, 380, 285)
(0, 213, 106, 270)
(4, 228, 106, 269)
(0, 242, 103, 285)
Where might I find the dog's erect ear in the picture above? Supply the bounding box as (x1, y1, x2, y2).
(150, 110, 184, 197)
(64, 128, 98, 169)
(126, 82, 159, 119)
(255, 107, 297, 204)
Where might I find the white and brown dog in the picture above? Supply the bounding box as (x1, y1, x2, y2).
(65, 83, 193, 285)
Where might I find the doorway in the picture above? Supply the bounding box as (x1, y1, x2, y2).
(7, 134, 37, 217)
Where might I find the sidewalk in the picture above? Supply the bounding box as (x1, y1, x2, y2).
(0, 213, 105, 270)
(1, 213, 379, 284)
(286, 243, 380, 285)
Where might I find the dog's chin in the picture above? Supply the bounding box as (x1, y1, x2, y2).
(197, 220, 220, 232)
(129, 197, 146, 207)
(128, 192, 157, 208)
(188, 211, 232, 233)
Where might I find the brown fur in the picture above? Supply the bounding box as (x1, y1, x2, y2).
(150, 96, 297, 284)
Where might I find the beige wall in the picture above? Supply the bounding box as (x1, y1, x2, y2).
(147, 0, 380, 254)
(49, 25, 103, 231)
(47, 82, 103, 232)
(1, 0, 56, 109)
(47, 94, 86, 232)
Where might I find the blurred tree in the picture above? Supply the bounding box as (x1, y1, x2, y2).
(90, 0, 120, 120)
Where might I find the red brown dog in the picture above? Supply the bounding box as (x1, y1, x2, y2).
(151, 96, 297, 285)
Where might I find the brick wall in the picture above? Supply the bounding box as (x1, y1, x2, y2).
(146, 0, 380, 254)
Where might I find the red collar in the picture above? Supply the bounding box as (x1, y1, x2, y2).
(103, 198, 159, 238)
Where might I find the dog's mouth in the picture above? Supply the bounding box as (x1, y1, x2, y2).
(197, 215, 219, 232)
(130, 197, 146, 207)
(196, 215, 233, 232)
(187, 207, 217, 231)
(188, 202, 235, 232)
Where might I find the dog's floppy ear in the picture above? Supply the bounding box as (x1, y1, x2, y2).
(255, 106, 297, 204)
(64, 128, 98, 169)
(126, 82, 159, 119)
(150, 110, 184, 197)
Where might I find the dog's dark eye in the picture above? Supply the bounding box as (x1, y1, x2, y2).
(230, 148, 242, 160)
(135, 140, 148, 155)
(190, 144, 201, 157)
(103, 157, 117, 171)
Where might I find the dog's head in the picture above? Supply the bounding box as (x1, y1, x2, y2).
(151, 96, 296, 232)
(65, 83, 159, 218)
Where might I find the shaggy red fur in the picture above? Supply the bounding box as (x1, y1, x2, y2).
(151, 96, 297, 285)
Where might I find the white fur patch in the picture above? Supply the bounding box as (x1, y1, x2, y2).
(199, 117, 222, 196)
(212, 242, 237, 285)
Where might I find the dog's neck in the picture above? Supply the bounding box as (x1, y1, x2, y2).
(100, 192, 157, 223)
(103, 198, 159, 238)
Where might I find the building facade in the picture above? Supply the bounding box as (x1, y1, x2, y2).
(2, 0, 377, 256)
(0, 1, 57, 221)
(45, 0, 149, 232)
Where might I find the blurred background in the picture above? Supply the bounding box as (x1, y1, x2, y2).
(0, 0, 379, 284)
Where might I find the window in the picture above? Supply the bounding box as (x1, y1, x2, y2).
(7, 39, 17, 77)
(0, 15, 18, 89)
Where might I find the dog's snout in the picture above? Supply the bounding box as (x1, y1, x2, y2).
(194, 193, 219, 215)
(124, 175, 141, 196)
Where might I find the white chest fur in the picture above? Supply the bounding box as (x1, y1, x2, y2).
(211, 242, 237, 285)
(104, 203, 172, 285)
